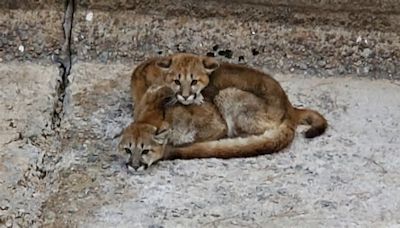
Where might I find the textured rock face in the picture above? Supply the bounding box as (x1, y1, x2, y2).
(232, 0, 400, 13)
(75, 0, 400, 13)
(1, 0, 399, 79)
(73, 5, 400, 79)
(0, 10, 64, 63)
(0, 63, 60, 227)
(0, 0, 63, 9)
(71, 0, 400, 79)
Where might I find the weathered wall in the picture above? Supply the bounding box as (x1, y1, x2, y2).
(72, 0, 400, 79)
(1, 0, 399, 79)
(72, 0, 400, 13)
(231, 0, 400, 13)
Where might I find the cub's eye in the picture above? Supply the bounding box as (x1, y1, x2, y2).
(174, 80, 181, 86)
(142, 149, 150, 155)
(191, 80, 198, 86)
(124, 148, 131, 154)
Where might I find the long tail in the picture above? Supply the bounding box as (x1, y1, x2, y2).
(294, 108, 328, 138)
(164, 122, 295, 160)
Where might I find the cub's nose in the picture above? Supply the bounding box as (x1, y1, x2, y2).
(177, 94, 189, 100)
(126, 162, 140, 171)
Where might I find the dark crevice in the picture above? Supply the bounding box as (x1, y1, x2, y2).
(52, 0, 74, 129)
(35, 1, 75, 224)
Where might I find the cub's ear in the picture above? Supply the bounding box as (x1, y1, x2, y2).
(156, 57, 172, 70)
(153, 122, 171, 145)
(202, 57, 220, 74)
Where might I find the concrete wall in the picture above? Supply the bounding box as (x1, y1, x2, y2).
(1, 0, 399, 79)
(1, 0, 399, 13)
(231, 0, 400, 13)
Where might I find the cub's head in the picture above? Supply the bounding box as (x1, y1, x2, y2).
(156, 53, 220, 105)
(119, 122, 171, 170)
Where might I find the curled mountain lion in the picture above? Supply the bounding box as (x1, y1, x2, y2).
(122, 53, 327, 169)
(120, 85, 287, 169)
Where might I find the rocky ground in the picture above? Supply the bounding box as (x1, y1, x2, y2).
(1, 1, 400, 227)
(43, 63, 400, 227)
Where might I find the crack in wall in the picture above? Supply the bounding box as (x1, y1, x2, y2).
(52, 0, 75, 129)
(28, 1, 76, 225)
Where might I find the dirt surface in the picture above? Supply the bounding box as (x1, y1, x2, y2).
(39, 63, 400, 227)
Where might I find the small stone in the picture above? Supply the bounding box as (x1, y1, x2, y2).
(387, 62, 395, 73)
(277, 189, 288, 195)
(175, 44, 185, 52)
(251, 48, 259, 56)
(87, 154, 98, 163)
(101, 163, 111, 169)
(212, 45, 219, 51)
(18, 45, 24, 52)
(19, 31, 29, 41)
(317, 60, 326, 67)
(338, 65, 346, 75)
(86, 11, 94, 22)
(5, 54, 13, 61)
(6, 219, 13, 227)
(68, 205, 79, 213)
(361, 48, 373, 58)
(298, 63, 308, 70)
(317, 200, 337, 209)
(295, 164, 303, 170)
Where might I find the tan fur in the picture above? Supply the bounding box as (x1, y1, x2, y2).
(164, 87, 296, 160)
(153, 53, 327, 138)
(120, 85, 227, 169)
(123, 53, 328, 168)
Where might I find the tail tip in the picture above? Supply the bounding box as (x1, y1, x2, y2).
(304, 126, 327, 138)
